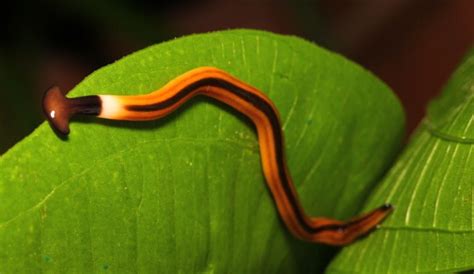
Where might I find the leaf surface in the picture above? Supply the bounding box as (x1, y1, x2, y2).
(327, 48, 474, 274)
(0, 29, 404, 273)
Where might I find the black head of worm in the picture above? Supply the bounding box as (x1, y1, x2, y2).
(42, 86, 102, 135)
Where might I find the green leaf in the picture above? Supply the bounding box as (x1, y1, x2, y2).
(0, 29, 404, 273)
(327, 48, 474, 274)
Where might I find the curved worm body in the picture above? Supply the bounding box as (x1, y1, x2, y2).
(42, 66, 392, 245)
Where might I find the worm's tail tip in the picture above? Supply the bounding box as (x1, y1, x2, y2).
(381, 203, 394, 211)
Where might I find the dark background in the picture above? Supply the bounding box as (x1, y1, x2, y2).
(0, 0, 473, 154)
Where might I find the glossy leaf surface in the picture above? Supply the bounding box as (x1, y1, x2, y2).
(0, 29, 404, 273)
(327, 48, 474, 274)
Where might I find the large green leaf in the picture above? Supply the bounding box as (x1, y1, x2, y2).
(327, 48, 474, 273)
(0, 29, 404, 273)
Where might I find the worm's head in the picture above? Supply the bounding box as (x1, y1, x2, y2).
(42, 86, 71, 135)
